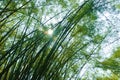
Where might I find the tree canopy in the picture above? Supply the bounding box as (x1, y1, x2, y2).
(0, 0, 120, 80)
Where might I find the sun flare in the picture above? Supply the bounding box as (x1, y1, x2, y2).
(47, 29, 53, 35)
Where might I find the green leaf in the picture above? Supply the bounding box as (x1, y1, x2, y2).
(115, 4, 120, 9)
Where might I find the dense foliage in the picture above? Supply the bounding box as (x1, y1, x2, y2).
(0, 0, 120, 80)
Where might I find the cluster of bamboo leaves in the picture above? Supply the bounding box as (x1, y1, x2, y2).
(0, 0, 120, 80)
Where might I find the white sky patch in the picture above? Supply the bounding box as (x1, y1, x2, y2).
(103, 11, 111, 17)
(102, 45, 113, 58)
(97, 11, 111, 21)
(78, 0, 84, 5)
(96, 10, 120, 58)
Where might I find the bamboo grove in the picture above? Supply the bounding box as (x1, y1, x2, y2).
(0, 0, 120, 80)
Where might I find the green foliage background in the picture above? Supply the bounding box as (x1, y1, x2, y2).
(0, 0, 120, 80)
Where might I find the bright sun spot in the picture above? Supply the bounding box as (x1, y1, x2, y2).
(47, 29, 53, 35)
